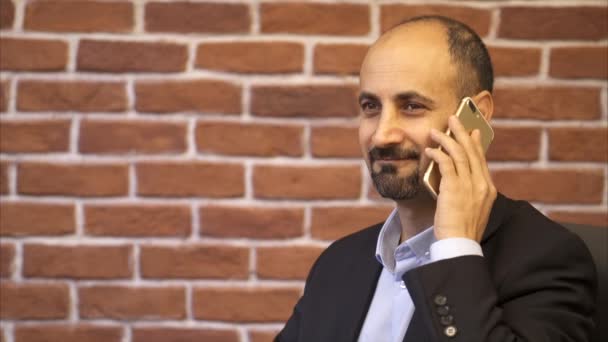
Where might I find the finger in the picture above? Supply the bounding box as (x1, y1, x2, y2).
(471, 129, 485, 157)
(430, 126, 469, 179)
(425, 147, 457, 180)
(471, 129, 497, 198)
(448, 115, 483, 180)
(471, 129, 493, 183)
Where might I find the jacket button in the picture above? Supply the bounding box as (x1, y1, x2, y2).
(444, 325, 457, 337)
(434, 295, 447, 306)
(440, 314, 454, 326)
(436, 305, 450, 316)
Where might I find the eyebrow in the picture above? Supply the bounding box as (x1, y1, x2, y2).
(358, 91, 436, 107)
(358, 91, 379, 104)
(393, 91, 436, 106)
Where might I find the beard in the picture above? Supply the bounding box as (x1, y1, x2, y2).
(369, 146, 422, 200)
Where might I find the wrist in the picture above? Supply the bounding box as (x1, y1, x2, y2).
(430, 238, 484, 262)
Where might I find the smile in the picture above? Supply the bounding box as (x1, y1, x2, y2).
(374, 158, 417, 164)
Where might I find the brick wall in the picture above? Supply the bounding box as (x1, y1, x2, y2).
(0, 0, 606, 341)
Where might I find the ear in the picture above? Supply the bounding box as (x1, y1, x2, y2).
(471, 90, 494, 122)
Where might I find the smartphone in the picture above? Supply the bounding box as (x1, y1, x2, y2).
(422, 97, 494, 199)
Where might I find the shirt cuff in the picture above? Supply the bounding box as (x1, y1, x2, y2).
(430, 238, 483, 262)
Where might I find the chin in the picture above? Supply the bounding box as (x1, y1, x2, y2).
(371, 167, 422, 201)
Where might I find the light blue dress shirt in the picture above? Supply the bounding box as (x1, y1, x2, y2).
(358, 209, 483, 342)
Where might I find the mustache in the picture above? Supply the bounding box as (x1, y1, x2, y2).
(369, 146, 421, 162)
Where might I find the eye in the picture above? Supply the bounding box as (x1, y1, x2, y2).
(360, 101, 381, 116)
(402, 102, 426, 114)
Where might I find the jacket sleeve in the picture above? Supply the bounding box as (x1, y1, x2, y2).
(274, 251, 323, 342)
(403, 232, 597, 342)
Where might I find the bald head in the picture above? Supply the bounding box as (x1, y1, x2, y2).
(363, 16, 493, 99)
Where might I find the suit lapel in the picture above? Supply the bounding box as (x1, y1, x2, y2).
(344, 254, 383, 341)
(333, 225, 383, 342)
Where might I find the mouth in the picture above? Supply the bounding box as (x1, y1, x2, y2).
(374, 157, 417, 163)
(371, 158, 418, 173)
(368, 147, 421, 171)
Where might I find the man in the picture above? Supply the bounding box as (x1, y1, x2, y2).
(275, 15, 597, 342)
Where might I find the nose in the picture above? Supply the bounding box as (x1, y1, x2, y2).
(371, 107, 406, 147)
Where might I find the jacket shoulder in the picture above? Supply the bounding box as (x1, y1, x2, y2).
(305, 222, 383, 281)
(501, 196, 588, 245)
(487, 195, 596, 286)
(320, 223, 383, 260)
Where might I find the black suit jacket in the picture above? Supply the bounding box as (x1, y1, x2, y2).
(276, 194, 597, 341)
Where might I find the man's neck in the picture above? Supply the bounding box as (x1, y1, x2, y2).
(395, 191, 436, 244)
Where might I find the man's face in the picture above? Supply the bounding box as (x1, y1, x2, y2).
(358, 23, 460, 200)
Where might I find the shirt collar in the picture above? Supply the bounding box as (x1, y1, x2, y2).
(375, 208, 435, 273)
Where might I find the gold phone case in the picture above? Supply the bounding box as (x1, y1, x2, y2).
(422, 97, 494, 199)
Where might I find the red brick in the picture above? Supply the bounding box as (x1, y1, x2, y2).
(18, 162, 129, 197)
(24, 1, 133, 33)
(135, 80, 241, 114)
(78, 40, 187, 73)
(486, 126, 541, 161)
(257, 246, 324, 280)
(133, 328, 238, 342)
(550, 46, 608, 79)
(253, 165, 361, 200)
(311, 206, 393, 240)
(0, 119, 70, 153)
(0, 202, 75, 236)
(549, 211, 608, 228)
(0, 282, 69, 319)
(0, 79, 8, 112)
(548, 127, 608, 162)
(79, 120, 187, 154)
(137, 162, 244, 197)
(488, 46, 541, 77)
(15, 325, 123, 342)
(79, 286, 186, 320)
(311, 126, 360, 158)
(249, 331, 280, 342)
(196, 121, 303, 157)
(314, 44, 368, 75)
(17, 80, 127, 112)
(499, 7, 608, 40)
(23, 244, 132, 279)
(140, 245, 249, 279)
(200, 206, 303, 239)
(0, 161, 8, 194)
(145, 2, 250, 33)
(85, 204, 191, 237)
(0, 243, 14, 278)
(251, 85, 358, 118)
(492, 169, 604, 204)
(0, 0, 14, 29)
(493, 87, 601, 120)
(261, 3, 369, 35)
(196, 42, 303, 74)
(193, 287, 300, 322)
(381, 5, 491, 36)
(0, 38, 68, 71)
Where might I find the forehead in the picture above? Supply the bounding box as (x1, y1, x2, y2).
(359, 23, 457, 98)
